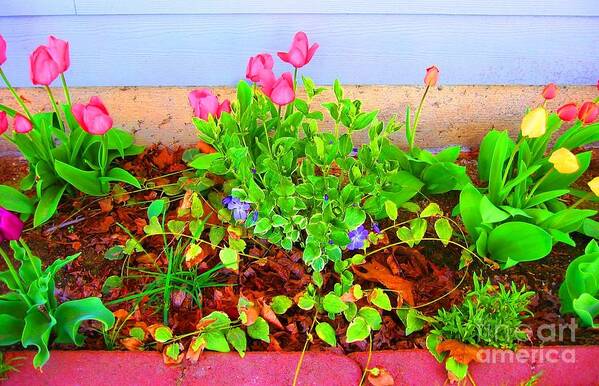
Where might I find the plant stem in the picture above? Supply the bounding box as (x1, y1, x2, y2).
(60, 73, 72, 106)
(526, 168, 554, 200)
(358, 333, 373, 386)
(410, 85, 430, 154)
(570, 192, 593, 209)
(501, 137, 523, 187)
(100, 134, 109, 176)
(292, 311, 318, 386)
(0, 68, 33, 120)
(44, 86, 65, 133)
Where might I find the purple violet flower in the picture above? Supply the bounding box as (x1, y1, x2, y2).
(350, 147, 359, 157)
(372, 222, 380, 234)
(252, 211, 259, 222)
(347, 225, 368, 250)
(222, 196, 251, 221)
(324, 194, 329, 202)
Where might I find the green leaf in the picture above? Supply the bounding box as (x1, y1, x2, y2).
(434, 218, 453, 246)
(104, 167, 141, 189)
(487, 222, 552, 266)
(410, 218, 427, 245)
(253, 218, 272, 234)
(209, 226, 226, 246)
(369, 288, 392, 311)
(54, 298, 116, 345)
(0, 185, 34, 214)
(143, 216, 163, 235)
(396, 308, 431, 335)
(164, 343, 180, 360)
(189, 152, 223, 170)
(0, 313, 25, 345)
(426, 334, 447, 363)
(219, 247, 239, 270)
(344, 207, 366, 229)
(315, 322, 337, 347)
(323, 293, 349, 314)
(237, 80, 253, 114)
(446, 357, 468, 381)
(33, 184, 67, 227)
(167, 220, 186, 238)
(202, 331, 230, 352)
(226, 327, 247, 357)
(154, 326, 174, 343)
(147, 199, 166, 219)
(55, 160, 107, 196)
(270, 295, 293, 315)
(479, 196, 510, 224)
(420, 202, 443, 218)
(396, 226, 414, 248)
(358, 307, 382, 330)
(346, 316, 370, 343)
(384, 200, 398, 221)
(102, 275, 123, 294)
(22, 308, 56, 369)
(104, 245, 125, 260)
(459, 184, 484, 239)
(247, 316, 270, 343)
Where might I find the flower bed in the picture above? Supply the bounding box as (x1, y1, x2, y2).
(0, 31, 598, 385)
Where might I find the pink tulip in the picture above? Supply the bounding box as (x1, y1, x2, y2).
(0, 34, 6, 66)
(424, 66, 439, 87)
(47, 36, 70, 73)
(277, 32, 319, 69)
(542, 83, 557, 100)
(0, 207, 24, 242)
(0, 112, 7, 135)
(557, 103, 578, 122)
(72, 96, 113, 135)
(188, 89, 230, 120)
(14, 114, 32, 134)
(246, 53, 274, 82)
(30, 46, 60, 86)
(578, 101, 598, 124)
(258, 69, 295, 106)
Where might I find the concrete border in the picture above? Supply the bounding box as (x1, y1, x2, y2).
(4, 347, 599, 385)
(1, 85, 597, 154)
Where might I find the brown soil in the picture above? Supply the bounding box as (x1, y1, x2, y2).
(0, 146, 597, 354)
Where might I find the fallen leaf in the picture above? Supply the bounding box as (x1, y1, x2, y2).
(99, 198, 113, 212)
(113, 309, 130, 321)
(196, 141, 217, 154)
(367, 367, 394, 386)
(436, 339, 480, 365)
(260, 302, 284, 330)
(352, 261, 414, 305)
(153, 147, 176, 169)
(121, 337, 143, 352)
(186, 336, 206, 362)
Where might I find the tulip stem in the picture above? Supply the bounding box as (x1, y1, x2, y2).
(44, 86, 66, 132)
(0, 245, 32, 307)
(570, 192, 593, 209)
(100, 134, 109, 176)
(502, 138, 523, 187)
(0, 68, 33, 120)
(526, 168, 554, 201)
(60, 73, 72, 106)
(410, 85, 430, 154)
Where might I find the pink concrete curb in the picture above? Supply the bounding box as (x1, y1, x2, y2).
(3, 347, 598, 385)
(349, 346, 599, 386)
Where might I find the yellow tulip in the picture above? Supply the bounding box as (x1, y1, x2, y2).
(520, 107, 547, 138)
(589, 177, 599, 197)
(549, 148, 580, 174)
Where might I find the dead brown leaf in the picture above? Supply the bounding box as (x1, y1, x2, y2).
(352, 261, 415, 305)
(436, 339, 480, 365)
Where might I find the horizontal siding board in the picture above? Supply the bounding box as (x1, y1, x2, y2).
(0, 14, 597, 87)
(0, 0, 76, 16)
(74, 0, 599, 17)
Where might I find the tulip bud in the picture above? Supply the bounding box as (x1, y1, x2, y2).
(246, 53, 273, 83)
(72, 96, 113, 135)
(549, 148, 580, 174)
(47, 36, 70, 73)
(541, 83, 557, 100)
(188, 89, 230, 120)
(589, 177, 599, 197)
(277, 31, 319, 69)
(0, 34, 6, 66)
(0, 207, 24, 242)
(424, 66, 439, 87)
(520, 107, 546, 138)
(557, 103, 578, 122)
(14, 113, 32, 134)
(30, 46, 60, 86)
(258, 70, 295, 106)
(578, 101, 598, 124)
(0, 111, 7, 135)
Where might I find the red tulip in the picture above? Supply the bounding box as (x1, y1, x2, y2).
(424, 66, 439, 87)
(47, 36, 70, 73)
(597, 80, 599, 92)
(72, 96, 113, 135)
(14, 113, 32, 134)
(258, 70, 295, 106)
(542, 83, 557, 100)
(188, 89, 230, 120)
(0, 34, 6, 66)
(246, 53, 273, 83)
(0, 207, 24, 242)
(277, 32, 319, 69)
(0, 112, 7, 135)
(578, 101, 599, 124)
(29, 46, 60, 86)
(557, 103, 578, 122)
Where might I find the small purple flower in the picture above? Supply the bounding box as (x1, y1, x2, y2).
(328, 239, 334, 245)
(251, 168, 257, 174)
(347, 225, 368, 250)
(252, 211, 259, 222)
(372, 222, 380, 234)
(350, 147, 359, 157)
(324, 194, 329, 202)
(222, 196, 251, 221)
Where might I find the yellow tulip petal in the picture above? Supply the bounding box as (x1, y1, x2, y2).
(521, 107, 547, 138)
(589, 177, 599, 197)
(549, 148, 580, 174)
